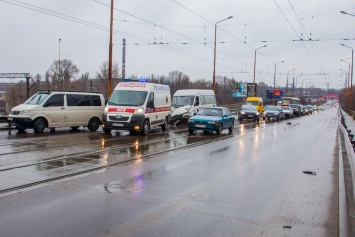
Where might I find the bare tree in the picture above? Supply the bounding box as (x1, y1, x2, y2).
(95, 61, 120, 98)
(47, 59, 79, 90)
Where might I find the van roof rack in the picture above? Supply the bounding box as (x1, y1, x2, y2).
(36, 90, 100, 94)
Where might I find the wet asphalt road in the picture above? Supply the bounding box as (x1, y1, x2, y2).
(0, 107, 339, 236)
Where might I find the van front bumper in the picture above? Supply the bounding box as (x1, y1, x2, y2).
(7, 117, 34, 128)
(103, 114, 145, 131)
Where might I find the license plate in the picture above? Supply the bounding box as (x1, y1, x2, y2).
(113, 123, 124, 127)
(7, 117, 13, 121)
(195, 124, 206, 128)
(248, 115, 254, 118)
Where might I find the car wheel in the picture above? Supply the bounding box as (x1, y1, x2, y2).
(141, 120, 149, 135)
(161, 117, 168, 131)
(71, 126, 79, 131)
(277, 117, 280, 121)
(217, 124, 223, 135)
(33, 118, 46, 133)
(229, 122, 234, 133)
(88, 117, 100, 131)
(189, 129, 194, 134)
(203, 130, 209, 135)
(103, 128, 112, 134)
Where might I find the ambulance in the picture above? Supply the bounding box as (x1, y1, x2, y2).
(102, 81, 171, 135)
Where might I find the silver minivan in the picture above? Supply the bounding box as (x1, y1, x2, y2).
(8, 91, 105, 133)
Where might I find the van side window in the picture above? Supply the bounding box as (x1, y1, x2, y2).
(148, 92, 154, 108)
(200, 95, 205, 105)
(45, 94, 64, 107)
(66, 94, 102, 106)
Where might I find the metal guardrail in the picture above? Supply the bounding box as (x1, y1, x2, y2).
(339, 110, 355, 203)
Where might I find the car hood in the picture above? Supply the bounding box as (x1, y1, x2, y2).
(241, 109, 258, 114)
(189, 115, 222, 121)
(10, 104, 40, 112)
(171, 105, 191, 116)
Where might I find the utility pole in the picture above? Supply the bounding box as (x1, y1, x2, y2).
(108, 0, 114, 97)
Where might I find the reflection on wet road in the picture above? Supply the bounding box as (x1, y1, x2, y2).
(0, 119, 270, 194)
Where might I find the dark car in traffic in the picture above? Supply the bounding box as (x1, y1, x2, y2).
(290, 104, 301, 117)
(263, 106, 284, 121)
(238, 104, 260, 122)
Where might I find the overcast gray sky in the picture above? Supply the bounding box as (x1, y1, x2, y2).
(1, 0, 354, 89)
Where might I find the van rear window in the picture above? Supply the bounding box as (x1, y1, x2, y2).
(66, 94, 102, 106)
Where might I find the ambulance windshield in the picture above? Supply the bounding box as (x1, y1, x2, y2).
(108, 90, 148, 106)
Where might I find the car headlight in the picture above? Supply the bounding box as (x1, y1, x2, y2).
(256, 112, 260, 115)
(135, 107, 144, 114)
(275, 112, 279, 115)
(104, 107, 109, 113)
(187, 119, 194, 123)
(241, 111, 246, 115)
(21, 110, 32, 115)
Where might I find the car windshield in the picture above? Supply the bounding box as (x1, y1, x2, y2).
(24, 93, 50, 105)
(197, 108, 223, 117)
(266, 106, 280, 111)
(172, 96, 195, 106)
(241, 105, 257, 111)
(246, 101, 258, 106)
(108, 90, 148, 106)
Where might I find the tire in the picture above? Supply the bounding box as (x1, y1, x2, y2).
(161, 117, 168, 131)
(277, 117, 280, 121)
(71, 126, 79, 131)
(141, 120, 149, 135)
(33, 118, 46, 133)
(189, 129, 194, 134)
(103, 128, 112, 134)
(203, 130, 209, 135)
(217, 124, 223, 135)
(229, 122, 234, 133)
(88, 117, 100, 131)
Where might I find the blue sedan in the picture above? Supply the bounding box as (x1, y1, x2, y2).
(187, 107, 235, 134)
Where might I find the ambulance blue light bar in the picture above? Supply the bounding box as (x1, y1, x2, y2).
(123, 78, 131, 81)
(138, 78, 148, 82)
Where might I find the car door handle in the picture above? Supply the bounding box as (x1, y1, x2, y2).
(61, 108, 65, 109)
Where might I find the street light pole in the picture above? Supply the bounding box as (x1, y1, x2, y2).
(341, 44, 354, 112)
(252, 45, 267, 96)
(341, 59, 351, 88)
(273, 60, 284, 105)
(286, 69, 295, 96)
(212, 16, 233, 93)
(340, 11, 355, 17)
(58, 38, 62, 90)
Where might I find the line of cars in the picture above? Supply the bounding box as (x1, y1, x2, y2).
(239, 103, 317, 122)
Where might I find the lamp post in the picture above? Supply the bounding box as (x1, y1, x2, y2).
(340, 11, 355, 17)
(273, 60, 284, 105)
(341, 44, 354, 111)
(58, 38, 62, 90)
(341, 59, 351, 88)
(212, 16, 233, 93)
(286, 69, 295, 96)
(340, 68, 348, 87)
(252, 45, 267, 96)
